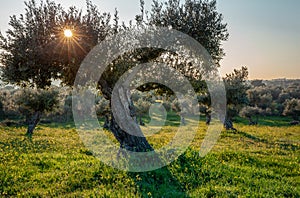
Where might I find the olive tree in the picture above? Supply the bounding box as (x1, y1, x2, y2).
(223, 67, 250, 130)
(1, 0, 228, 151)
(0, 0, 113, 136)
(0, 87, 19, 120)
(283, 98, 300, 121)
(134, 98, 152, 126)
(239, 106, 262, 125)
(14, 89, 59, 136)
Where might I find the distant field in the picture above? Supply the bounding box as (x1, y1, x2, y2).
(0, 117, 299, 197)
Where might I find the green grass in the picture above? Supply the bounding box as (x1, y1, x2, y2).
(234, 115, 294, 127)
(0, 117, 299, 197)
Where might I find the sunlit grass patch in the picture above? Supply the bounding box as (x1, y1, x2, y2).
(0, 119, 299, 197)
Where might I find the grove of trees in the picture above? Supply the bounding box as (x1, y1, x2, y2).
(0, 0, 299, 151)
(0, 0, 229, 151)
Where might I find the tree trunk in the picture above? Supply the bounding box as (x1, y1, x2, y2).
(181, 116, 186, 125)
(110, 115, 153, 152)
(224, 118, 237, 131)
(139, 115, 145, 126)
(248, 116, 257, 125)
(108, 82, 153, 152)
(205, 114, 211, 125)
(103, 114, 110, 129)
(26, 111, 42, 137)
(248, 116, 253, 125)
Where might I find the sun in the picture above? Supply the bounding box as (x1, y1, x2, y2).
(64, 29, 73, 38)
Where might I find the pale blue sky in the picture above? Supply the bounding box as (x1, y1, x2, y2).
(0, 0, 299, 79)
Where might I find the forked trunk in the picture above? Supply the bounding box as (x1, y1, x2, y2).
(26, 111, 42, 137)
(110, 115, 153, 152)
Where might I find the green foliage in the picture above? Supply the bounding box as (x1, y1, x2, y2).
(0, 0, 228, 95)
(0, 0, 113, 88)
(223, 66, 250, 120)
(95, 95, 110, 117)
(197, 93, 211, 117)
(250, 79, 266, 87)
(239, 106, 262, 125)
(135, 98, 152, 117)
(59, 93, 73, 122)
(248, 79, 300, 117)
(149, 0, 229, 66)
(283, 98, 300, 121)
(0, 0, 63, 88)
(14, 88, 59, 118)
(240, 106, 261, 118)
(0, 87, 19, 119)
(224, 67, 249, 107)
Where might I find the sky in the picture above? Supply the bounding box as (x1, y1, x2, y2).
(0, 0, 299, 80)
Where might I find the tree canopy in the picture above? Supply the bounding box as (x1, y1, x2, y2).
(0, 0, 228, 91)
(0, 0, 114, 88)
(223, 66, 250, 129)
(148, 0, 228, 66)
(0, 0, 229, 150)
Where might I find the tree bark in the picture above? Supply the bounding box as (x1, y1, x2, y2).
(103, 114, 110, 129)
(181, 116, 186, 125)
(110, 114, 153, 152)
(99, 72, 154, 152)
(248, 116, 257, 125)
(108, 87, 153, 152)
(139, 115, 145, 126)
(224, 118, 237, 131)
(205, 114, 211, 125)
(26, 111, 42, 137)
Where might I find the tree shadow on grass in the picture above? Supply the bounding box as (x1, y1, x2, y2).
(39, 121, 75, 129)
(129, 167, 188, 197)
(231, 130, 300, 151)
(238, 131, 269, 144)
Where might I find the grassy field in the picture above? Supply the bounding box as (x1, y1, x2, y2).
(0, 116, 299, 197)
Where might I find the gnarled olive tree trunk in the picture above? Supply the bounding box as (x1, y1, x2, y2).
(26, 111, 42, 137)
(109, 115, 153, 152)
(100, 79, 153, 152)
(224, 118, 237, 131)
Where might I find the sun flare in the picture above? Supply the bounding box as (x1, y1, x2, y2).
(64, 29, 73, 38)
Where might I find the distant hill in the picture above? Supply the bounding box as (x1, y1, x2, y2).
(250, 78, 300, 88)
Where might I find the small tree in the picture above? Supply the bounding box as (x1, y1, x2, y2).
(223, 66, 250, 130)
(278, 92, 290, 104)
(240, 106, 262, 125)
(0, 87, 19, 119)
(283, 99, 300, 121)
(134, 98, 152, 126)
(14, 89, 59, 137)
